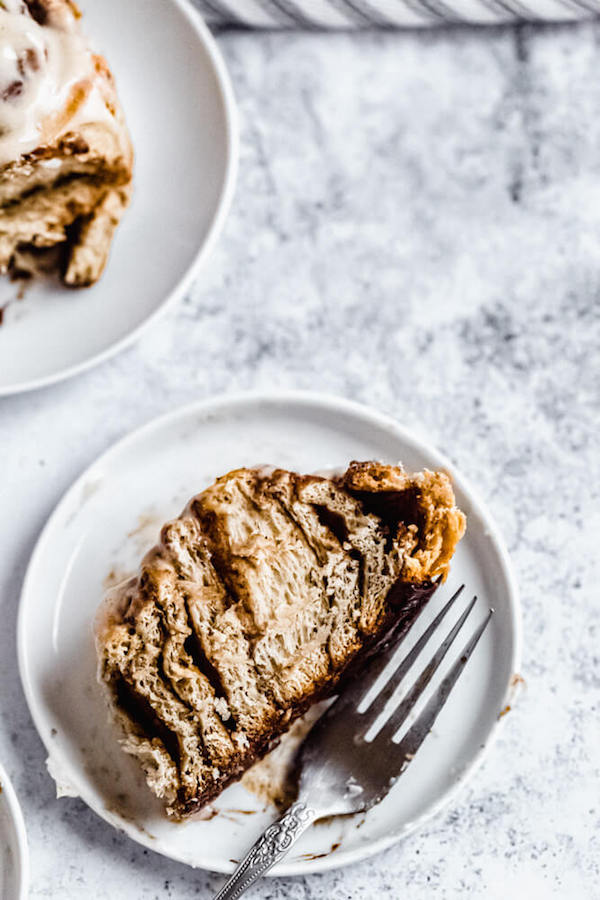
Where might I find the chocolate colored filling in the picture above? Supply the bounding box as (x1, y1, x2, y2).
(349, 486, 423, 549)
(115, 677, 180, 767)
(24, 1, 48, 24)
(313, 505, 350, 546)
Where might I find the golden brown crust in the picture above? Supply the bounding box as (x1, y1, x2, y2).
(339, 461, 466, 583)
(63, 181, 131, 286)
(95, 462, 465, 818)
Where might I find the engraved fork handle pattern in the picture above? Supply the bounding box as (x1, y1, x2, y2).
(213, 801, 319, 900)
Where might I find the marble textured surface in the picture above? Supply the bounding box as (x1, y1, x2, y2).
(0, 20, 599, 900)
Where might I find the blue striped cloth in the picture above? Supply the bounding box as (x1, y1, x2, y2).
(194, 0, 597, 26)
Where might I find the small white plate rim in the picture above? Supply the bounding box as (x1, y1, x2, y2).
(0, 0, 239, 398)
(17, 390, 522, 875)
(0, 760, 29, 900)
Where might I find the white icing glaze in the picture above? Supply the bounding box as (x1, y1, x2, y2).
(0, 6, 110, 165)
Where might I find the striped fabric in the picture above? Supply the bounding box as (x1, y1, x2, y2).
(193, 0, 598, 26)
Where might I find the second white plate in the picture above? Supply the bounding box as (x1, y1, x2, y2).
(18, 392, 521, 875)
(0, 0, 237, 395)
(0, 762, 29, 900)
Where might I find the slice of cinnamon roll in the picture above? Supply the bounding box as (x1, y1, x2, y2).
(95, 461, 466, 818)
(0, 0, 133, 286)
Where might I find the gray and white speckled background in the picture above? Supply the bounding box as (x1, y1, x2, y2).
(1, 21, 599, 899)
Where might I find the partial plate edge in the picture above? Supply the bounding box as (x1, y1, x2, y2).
(0, 761, 30, 900)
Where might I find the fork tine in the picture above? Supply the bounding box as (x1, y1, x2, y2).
(359, 584, 465, 721)
(369, 594, 478, 742)
(326, 581, 462, 717)
(385, 609, 494, 769)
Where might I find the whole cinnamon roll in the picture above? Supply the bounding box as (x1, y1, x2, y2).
(0, 0, 133, 286)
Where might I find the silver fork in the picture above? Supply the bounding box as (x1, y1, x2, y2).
(213, 586, 492, 900)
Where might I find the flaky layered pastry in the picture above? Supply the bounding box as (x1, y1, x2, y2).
(95, 462, 466, 818)
(0, 0, 133, 286)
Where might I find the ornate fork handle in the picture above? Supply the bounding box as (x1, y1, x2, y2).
(213, 801, 319, 899)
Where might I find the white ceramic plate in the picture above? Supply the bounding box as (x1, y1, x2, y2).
(18, 392, 521, 875)
(0, 762, 29, 900)
(0, 0, 237, 396)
